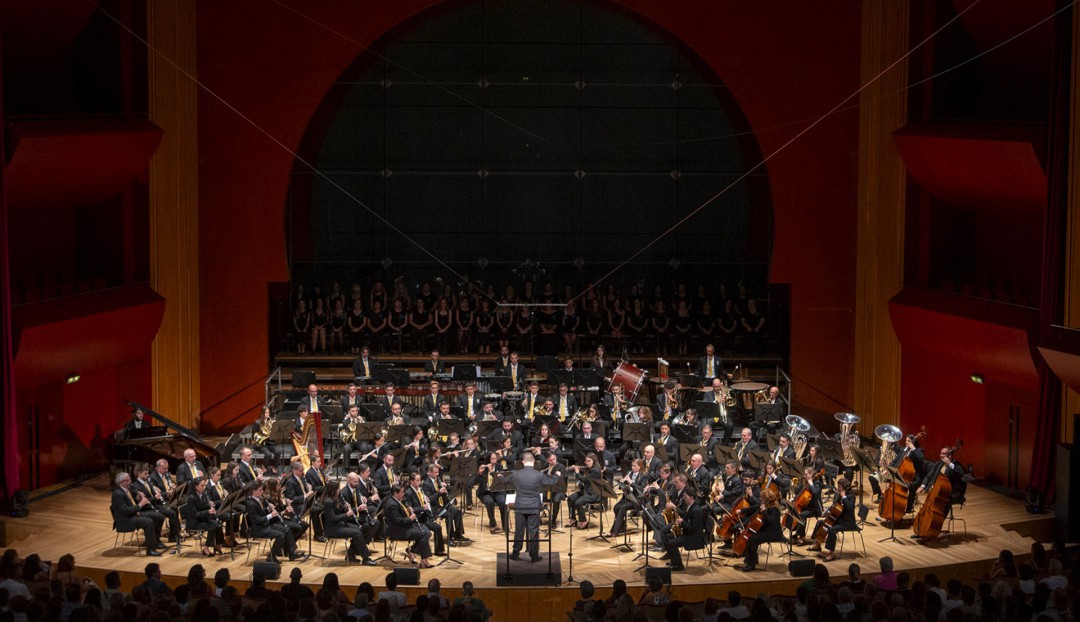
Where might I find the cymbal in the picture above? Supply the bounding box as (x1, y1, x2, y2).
(731, 381, 768, 391)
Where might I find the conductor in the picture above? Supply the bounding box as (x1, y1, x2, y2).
(506, 453, 559, 563)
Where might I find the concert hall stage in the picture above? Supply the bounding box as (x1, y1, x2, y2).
(0, 475, 1054, 621)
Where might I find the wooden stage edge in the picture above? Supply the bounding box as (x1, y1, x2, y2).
(0, 475, 1056, 622)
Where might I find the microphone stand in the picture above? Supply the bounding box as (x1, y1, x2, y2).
(564, 516, 579, 585)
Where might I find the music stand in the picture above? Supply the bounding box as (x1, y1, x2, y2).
(451, 365, 479, 381)
(543, 478, 568, 534)
(748, 450, 772, 474)
(387, 425, 413, 445)
(695, 400, 720, 419)
(878, 465, 911, 544)
(780, 456, 804, 480)
(590, 421, 609, 438)
(585, 478, 617, 542)
(389, 447, 409, 469)
(672, 424, 698, 444)
(779, 498, 805, 558)
(622, 423, 649, 445)
(549, 370, 574, 388)
(574, 369, 603, 388)
(476, 421, 501, 439)
(361, 404, 386, 421)
(634, 505, 668, 572)
(534, 414, 558, 433)
(716, 445, 737, 468)
(571, 440, 593, 465)
(487, 376, 514, 393)
(654, 445, 670, 465)
(434, 418, 465, 442)
(678, 443, 704, 467)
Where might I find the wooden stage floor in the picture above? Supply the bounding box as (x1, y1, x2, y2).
(0, 475, 1055, 620)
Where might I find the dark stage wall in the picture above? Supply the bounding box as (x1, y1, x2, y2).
(196, 0, 861, 431)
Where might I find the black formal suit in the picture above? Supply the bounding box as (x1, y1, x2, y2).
(422, 393, 444, 415)
(896, 446, 927, 512)
(245, 496, 297, 559)
(596, 450, 616, 481)
(305, 466, 328, 497)
(704, 390, 735, 440)
(568, 466, 601, 523)
(487, 427, 523, 450)
(283, 473, 320, 537)
(656, 392, 680, 421)
(494, 356, 512, 376)
(477, 463, 508, 531)
(297, 395, 329, 415)
(743, 506, 783, 568)
(405, 485, 444, 554)
(920, 459, 965, 515)
(340, 393, 366, 413)
(237, 461, 260, 486)
(608, 470, 645, 535)
(735, 439, 759, 469)
(521, 392, 544, 417)
(819, 492, 857, 551)
(371, 464, 400, 498)
(507, 465, 560, 559)
(385, 496, 432, 559)
(422, 476, 463, 541)
(352, 357, 376, 378)
(423, 360, 446, 375)
(655, 434, 678, 460)
(111, 486, 162, 550)
(792, 479, 823, 539)
(186, 491, 223, 547)
(123, 418, 149, 433)
(504, 362, 525, 389)
(322, 498, 371, 561)
(134, 476, 179, 541)
(664, 500, 705, 569)
(552, 393, 579, 420)
(206, 480, 236, 533)
(644, 456, 662, 481)
(687, 466, 712, 495)
(718, 474, 745, 510)
(456, 393, 484, 419)
(375, 394, 404, 414)
(539, 461, 566, 524)
(701, 436, 722, 471)
(770, 445, 796, 465)
(175, 460, 207, 485)
(698, 355, 725, 380)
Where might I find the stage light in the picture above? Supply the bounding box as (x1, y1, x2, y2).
(970, 374, 984, 384)
(66, 373, 81, 384)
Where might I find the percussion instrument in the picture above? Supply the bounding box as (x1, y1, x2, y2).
(609, 361, 647, 402)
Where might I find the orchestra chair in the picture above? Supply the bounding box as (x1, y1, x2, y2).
(240, 514, 271, 565)
(318, 514, 354, 567)
(681, 523, 708, 570)
(836, 505, 870, 559)
(943, 477, 969, 538)
(110, 506, 143, 553)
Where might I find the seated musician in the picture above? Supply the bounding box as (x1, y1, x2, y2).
(577, 421, 599, 443)
(444, 431, 463, 453)
(405, 472, 446, 556)
(122, 407, 148, 434)
(677, 408, 701, 432)
(593, 437, 616, 482)
(143, 461, 180, 543)
(737, 488, 784, 573)
(521, 382, 544, 434)
(875, 433, 926, 512)
(478, 400, 502, 422)
(655, 423, 677, 459)
(352, 347, 376, 381)
(305, 455, 329, 498)
(372, 452, 400, 499)
(377, 382, 403, 414)
(762, 461, 791, 497)
(206, 466, 237, 547)
(711, 461, 745, 548)
(771, 434, 796, 465)
(236, 447, 263, 487)
(791, 466, 824, 546)
(423, 350, 445, 376)
(603, 384, 628, 422)
(401, 426, 429, 473)
(496, 436, 520, 467)
(554, 383, 578, 422)
(734, 427, 759, 471)
(531, 423, 555, 450)
(804, 444, 826, 474)
(657, 380, 680, 423)
(245, 482, 304, 563)
(604, 458, 645, 538)
(487, 418, 523, 450)
(699, 425, 721, 472)
(176, 449, 207, 486)
(321, 481, 377, 565)
(704, 378, 735, 442)
(567, 453, 602, 530)
(341, 405, 369, 471)
(186, 477, 224, 556)
(686, 453, 711, 494)
(915, 445, 965, 521)
(385, 484, 434, 568)
(111, 471, 166, 556)
(661, 487, 704, 572)
(456, 382, 483, 421)
(263, 477, 308, 542)
(477, 451, 509, 534)
(284, 461, 322, 541)
(422, 380, 442, 416)
(342, 383, 365, 415)
(641, 445, 662, 481)
(422, 464, 468, 546)
(540, 450, 567, 527)
(808, 477, 857, 561)
(737, 468, 763, 523)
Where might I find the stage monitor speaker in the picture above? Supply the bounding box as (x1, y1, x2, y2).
(789, 559, 815, 577)
(393, 567, 420, 585)
(645, 567, 671, 586)
(252, 561, 280, 580)
(292, 370, 316, 389)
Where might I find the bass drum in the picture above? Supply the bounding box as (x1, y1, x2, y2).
(608, 361, 647, 402)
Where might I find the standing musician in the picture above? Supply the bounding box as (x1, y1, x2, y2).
(590, 345, 610, 374)
(540, 451, 567, 527)
(567, 453, 602, 529)
(377, 382, 404, 414)
(341, 405, 369, 471)
(351, 347, 376, 380)
(297, 383, 328, 416)
(505, 351, 525, 391)
(604, 458, 645, 538)
(186, 477, 224, 556)
(111, 471, 166, 556)
(698, 343, 726, 382)
(494, 345, 512, 376)
(521, 381, 544, 431)
(144, 461, 181, 543)
(245, 482, 304, 563)
(423, 349, 446, 376)
(385, 484, 435, 568)
(422, 464, 468, 546)
(405, 472, 446, 556)
(808, 477, 857, 562)
(284, 461, 321, 541)
(341, 382, 366, 413)
(422, 380, 443, 416)
(477, 451, 509, 534)
(603, 383, 628, 422)
(456, 382, 483, 422)
(916, 445, 965, 519)
(704, 378, 734, 442)
(791, 466, 824, 546)
(661, 487, 703, 571)
(738, 488, 784, 573)
(321, 481, 377, 565)
(506, 452, 561, 562)
(554, 383, 579, 423)
(176, 448, 208, 485)
(734, 428, 759, 470)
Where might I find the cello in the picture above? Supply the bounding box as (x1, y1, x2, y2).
(716, 491, 751, 540)
(782, 467, 823, 531)
(912, 438, 963, 541)
(811, 499, 843, 544)
(878, 425, 927, 523)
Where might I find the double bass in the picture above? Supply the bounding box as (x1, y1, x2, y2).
(782, 468, 823, 531)
(878, 425, 927, 523)
(912, 438, 963, 541)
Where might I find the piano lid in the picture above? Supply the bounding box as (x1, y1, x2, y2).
(121, 401, 219, 460)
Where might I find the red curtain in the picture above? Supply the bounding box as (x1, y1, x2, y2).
(1028, 1, 1073, 500)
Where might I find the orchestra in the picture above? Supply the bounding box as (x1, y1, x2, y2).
(103, 344, 966, 573)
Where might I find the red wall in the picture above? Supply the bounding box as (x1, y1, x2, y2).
(196, 0, 861, 431)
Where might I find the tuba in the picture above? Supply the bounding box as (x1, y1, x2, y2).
(835, 412, 861, 468)
(874, 424, 902, 481)
(785, 414, 811, 460)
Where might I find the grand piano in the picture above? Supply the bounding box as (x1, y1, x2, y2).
(114, 401, 220, 467)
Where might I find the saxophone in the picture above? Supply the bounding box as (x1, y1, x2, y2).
(253, 414, 275, 445)
(663, 506, 682, 536)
